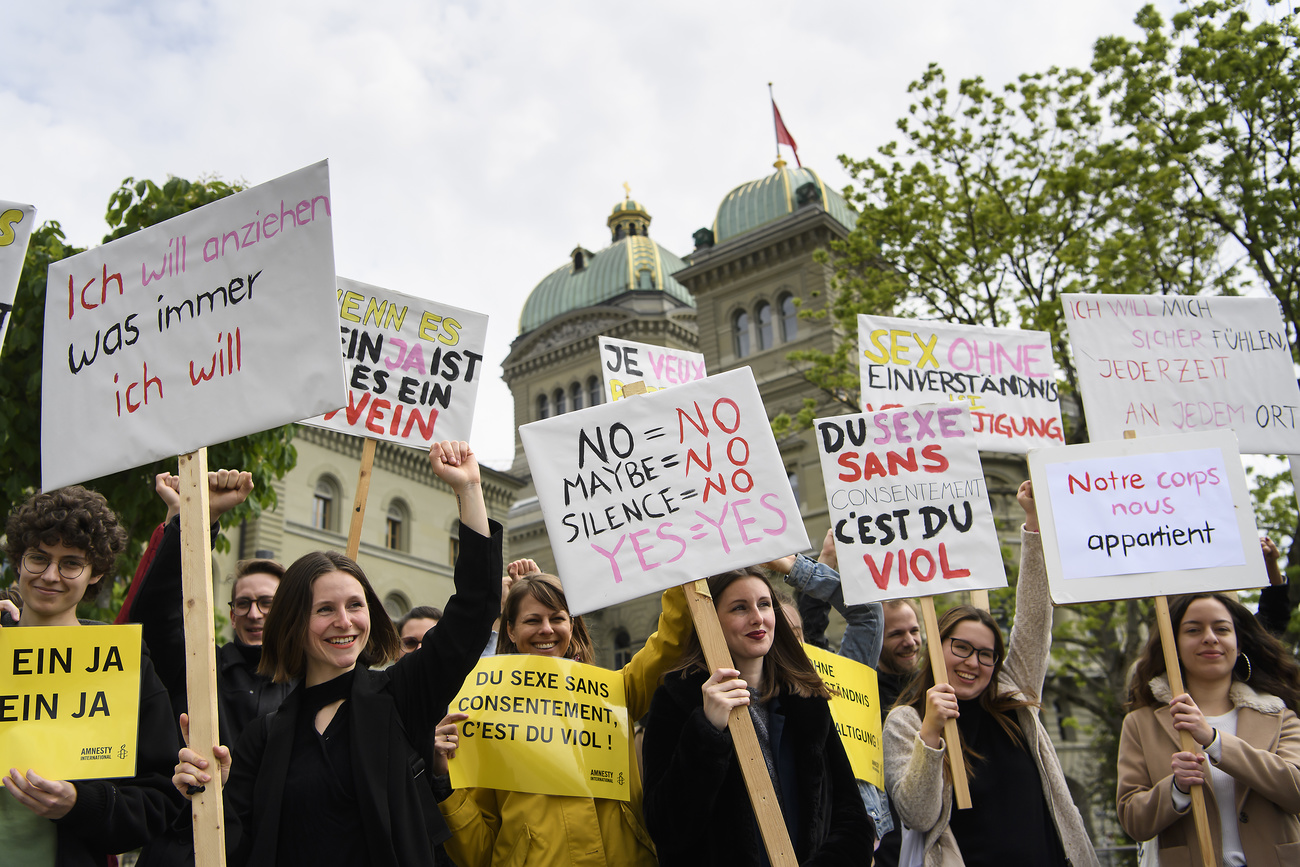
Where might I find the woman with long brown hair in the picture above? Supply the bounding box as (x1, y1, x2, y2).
(883, 482, 1097, 867)
(1117, 591, 1300, 866)
(641, 565, 873, 865)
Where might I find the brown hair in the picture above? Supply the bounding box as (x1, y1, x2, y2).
(497, 573, 596, 664)
(670, 566, 829, 703)
(229, 558, 285, 603)
(259, 551, 399, 683)
(1127, 592, 1300, 713)
(897, 604, 1037, 778)
(6, 486, 127, 577)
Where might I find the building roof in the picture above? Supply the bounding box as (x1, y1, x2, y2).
(518, 197, 693, 334)
(712, 161, 856, 244)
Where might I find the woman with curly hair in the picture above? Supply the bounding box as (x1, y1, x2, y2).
(642, 565, 873, 865)
(2, 486, 184, 867)
(432, 567, 690, 867)
(1117, 591, 1300, 866)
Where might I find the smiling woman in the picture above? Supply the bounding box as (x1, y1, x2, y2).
(172, 440, 503, 867)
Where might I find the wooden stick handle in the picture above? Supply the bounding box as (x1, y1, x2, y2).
(920, 596, 972, 810)
(684, 580, 797, 865)
(178, 449, 226, 867)
(969, 589, 990, 611)
(345, 438, 377, 561)
(1155, 596, 1216, 867)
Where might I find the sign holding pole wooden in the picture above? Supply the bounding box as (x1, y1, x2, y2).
(346, 438, 378, 560)
(178, 449, 225, 867)
(685, 579, 797, 865)
(919, 596, 972, 810)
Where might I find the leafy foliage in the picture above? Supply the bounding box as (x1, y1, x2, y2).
(0, 175, 296, 621)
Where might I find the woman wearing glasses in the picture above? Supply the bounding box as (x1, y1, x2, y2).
(882, 482, 1099, 867)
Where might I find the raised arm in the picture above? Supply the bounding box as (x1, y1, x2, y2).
(620, 585, 692, 720)
(1002, 480, 1052, 701)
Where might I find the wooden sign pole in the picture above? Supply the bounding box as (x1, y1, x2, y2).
(177, 449, 226, 867)
(684, 580, 797, 866)
(969, 590, 990, 610)
(919, 596, 972, 809)
(346, 438, 378, 560)
(1155, 597, 1216, 867)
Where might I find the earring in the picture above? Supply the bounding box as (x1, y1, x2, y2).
(1237, 652, 1252, 682)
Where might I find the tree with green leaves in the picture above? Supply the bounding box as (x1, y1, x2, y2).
(0, 176, 297, 620)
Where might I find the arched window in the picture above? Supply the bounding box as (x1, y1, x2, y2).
(588, 376, 602, 408)
(386, 499, 409, 551)
(383, 592, 410, 620)
(780, 293, 798, 341)
(554, 388, 567, 415)
(756, 302, 773, 351)
(570, 382, 583, 411)
(733, 310, 751, 358)
(612, 627, 633, 669)
(537, 394, 549, 420)
(312, 476, 341, 531)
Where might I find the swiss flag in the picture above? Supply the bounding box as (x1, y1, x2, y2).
(772, 100, 801, 167)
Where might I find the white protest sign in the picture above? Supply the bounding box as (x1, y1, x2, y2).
(599, 335, 707, 402)
(520, 367, 808, 615)
(814, 405, 1007, 604)
(42, 162, 345, 490)
(1062, 294, 1300, 454)
(1028, 430, 1263, 604)
(0, 200, 37, 353)
(301, 278, 488, 446)
(858, 315, 1063, 454)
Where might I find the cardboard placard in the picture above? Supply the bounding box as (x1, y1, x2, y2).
(1062, 294, 1300, 454)
(858, 315, 1063, 453)
(599, 335, 707, 402)
(803, 643, 884, 788)
(302, 277, 488, 445)
(1028, 431, 1264, 604)
(814, 405, 1007, 604)
(520, 367, 809, 615)
(0, 625, 142, 781)
(41, 161, 345, 490)
(0, 200, 37, 353)
(448, 655, 629, 799)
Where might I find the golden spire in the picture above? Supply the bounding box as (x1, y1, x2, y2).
(622, 181, 631, 199)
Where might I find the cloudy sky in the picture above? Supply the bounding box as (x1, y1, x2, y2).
(5, 0, 1185, 469)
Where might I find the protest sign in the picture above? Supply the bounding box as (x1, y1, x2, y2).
(599, 335, 707, 402)
(448, 655, 629, 800)
(803, 643, 883, 788)
(41, 161, 345, 490)
(858, 315, 1063, 454)
(0, 625, 142, 781)
(1062, 294, 1300, 454)
(302, 277, 488, 446)
(1028, 430, 1263, 604)
(519, 367, 808, 615)
(0, 200, 37, 353)
(815, 405, 1007, 605)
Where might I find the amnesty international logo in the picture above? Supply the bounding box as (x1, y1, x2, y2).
(118, 744, 129, 760)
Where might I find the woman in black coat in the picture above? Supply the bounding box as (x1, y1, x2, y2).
(642, 565, 874, 865)
(173, 440, 501, 867)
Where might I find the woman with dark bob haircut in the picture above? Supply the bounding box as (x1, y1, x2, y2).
(173, 441, 502, 867)
(641, 564, 874, 865)
(433, 563, 690, 866)
(1118, 591, 1300, 867)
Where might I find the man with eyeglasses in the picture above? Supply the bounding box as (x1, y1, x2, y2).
(120, 470, 293, 750)
(395, 605, 443, 658)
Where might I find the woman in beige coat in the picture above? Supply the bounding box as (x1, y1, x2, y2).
(1117, 591, 1300, 867)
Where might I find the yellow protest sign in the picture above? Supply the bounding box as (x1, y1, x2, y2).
(803, 643, 884, 788)
(0, 625, 142, 781)
(449, 655, 630, 800)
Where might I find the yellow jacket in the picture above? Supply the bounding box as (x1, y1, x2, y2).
(440, 586, 691, 867)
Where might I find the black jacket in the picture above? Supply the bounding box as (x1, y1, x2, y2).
(643, 668, 874, 866)
(125, 517, 294, 747)
(220, 520, 502, 867)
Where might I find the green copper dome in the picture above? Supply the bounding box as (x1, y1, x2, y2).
(712, 161, 856, 244)
(518, 197, 693, 334)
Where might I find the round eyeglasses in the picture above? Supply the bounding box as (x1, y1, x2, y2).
(21, 551, 90, 580)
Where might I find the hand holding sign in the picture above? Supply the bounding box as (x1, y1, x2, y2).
(3, 768, 78, 819)
(919, 683, 959, 749)
(702, 668, 750, 731)
(172, 712, 231, 799)
(433, 712, 468, 777)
